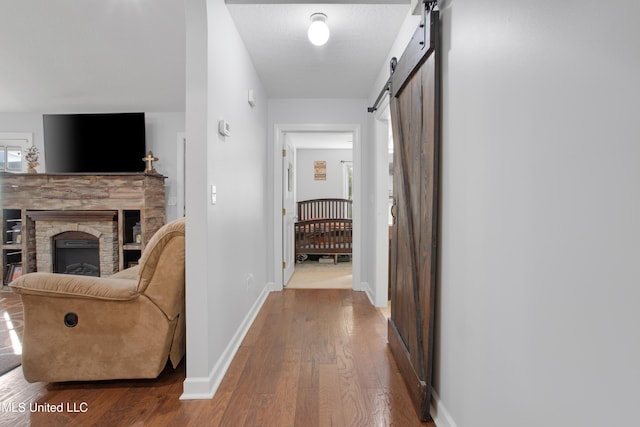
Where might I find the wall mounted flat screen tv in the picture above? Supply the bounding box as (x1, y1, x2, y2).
(43, 112, 146, 174)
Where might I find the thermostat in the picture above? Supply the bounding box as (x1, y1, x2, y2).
(218, 120, 231, 137)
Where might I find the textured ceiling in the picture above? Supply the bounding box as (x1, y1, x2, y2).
(227, 2, 411, 98)
(0, 1, 411, 112)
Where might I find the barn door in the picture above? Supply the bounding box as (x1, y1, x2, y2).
(388, 4, 440, 422)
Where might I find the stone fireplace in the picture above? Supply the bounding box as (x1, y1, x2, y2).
(29, 211, 119, 277)
(1, 173, 166, 279)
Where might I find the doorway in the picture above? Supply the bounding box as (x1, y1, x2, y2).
(283, 131, 354, 288)
(272, 124, 361, 292)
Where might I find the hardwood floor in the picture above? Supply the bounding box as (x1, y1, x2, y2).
(0, 289, 23, 376)
(0, 289, 432, 426)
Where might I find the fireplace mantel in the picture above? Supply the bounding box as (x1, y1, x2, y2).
(1, 173, 166, 280)
(27, 210, 118, 222)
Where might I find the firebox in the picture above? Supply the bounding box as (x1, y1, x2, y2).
(53, 232, 100, 277)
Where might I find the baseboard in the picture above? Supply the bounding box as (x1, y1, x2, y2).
(431, 390, 458, 427)
(180, 285, 270, 400)
(180, 373, 216, 399)
(360, 281, 375, 305)
(266, 281, 279, 291)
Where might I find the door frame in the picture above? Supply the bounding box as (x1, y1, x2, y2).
(272, 123, 362, 291)
(372, 97, 393, 308)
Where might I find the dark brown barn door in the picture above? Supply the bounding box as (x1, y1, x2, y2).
(388, 5, 440, 422)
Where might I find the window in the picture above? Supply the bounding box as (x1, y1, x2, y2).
(5, 147, 22, 171)
(342, 161, 353, 201)
(0, 133, 32, 173)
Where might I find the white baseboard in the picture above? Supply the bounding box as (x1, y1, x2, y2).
(431, 390, 458, 427)
(359, 281, 376, 305)
(266, 281, 279, 291)
(180, 285, 270, 400)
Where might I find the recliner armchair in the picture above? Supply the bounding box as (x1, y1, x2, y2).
(10, 217, 186, 383)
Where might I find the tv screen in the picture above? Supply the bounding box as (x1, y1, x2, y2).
(43, 112, 146, 174)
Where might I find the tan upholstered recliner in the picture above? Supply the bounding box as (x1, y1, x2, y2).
(10, 217, 185, 383)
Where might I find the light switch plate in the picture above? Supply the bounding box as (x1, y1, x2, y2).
(218, 120, 231, 137)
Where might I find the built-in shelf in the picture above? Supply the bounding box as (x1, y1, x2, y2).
(2, 208, 22, 284)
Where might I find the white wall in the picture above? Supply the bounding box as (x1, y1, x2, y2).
(145, 112, 186, 221)
(435, 1, 640, 426)
(0, 114, 43, 155)
(0, 112, 184, 221)
(183, 0, 269, 398)
(296, 148, 352, 201)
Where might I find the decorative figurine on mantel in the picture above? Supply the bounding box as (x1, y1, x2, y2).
(142, 151, 159, 175)
(26, 146, 39, 173)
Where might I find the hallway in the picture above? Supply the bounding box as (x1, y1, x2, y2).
(0, 289, 431, 426)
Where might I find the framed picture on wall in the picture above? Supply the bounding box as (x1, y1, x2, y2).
(314, 160, 326, 181)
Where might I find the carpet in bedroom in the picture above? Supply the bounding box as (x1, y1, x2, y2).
(285, 261, 352, 289)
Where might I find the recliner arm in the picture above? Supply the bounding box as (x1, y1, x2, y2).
(10, 272, 138, 301)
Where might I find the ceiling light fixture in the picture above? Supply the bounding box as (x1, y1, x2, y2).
(308, 13, 330, 46)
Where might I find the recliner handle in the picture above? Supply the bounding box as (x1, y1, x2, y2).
(64, 312, 78, 327)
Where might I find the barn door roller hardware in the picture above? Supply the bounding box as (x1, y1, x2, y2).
(367, 0, 437, 113)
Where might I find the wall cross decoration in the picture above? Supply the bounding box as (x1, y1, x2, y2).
(143, 151, 159, 175)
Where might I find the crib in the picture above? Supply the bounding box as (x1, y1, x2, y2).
(294, 198, 353, 263)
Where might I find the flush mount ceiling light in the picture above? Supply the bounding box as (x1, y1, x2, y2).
(308, 13, 330, 46)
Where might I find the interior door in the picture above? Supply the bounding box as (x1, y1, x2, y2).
(388, 5, 440, 422)
(282, 138, 296, 285)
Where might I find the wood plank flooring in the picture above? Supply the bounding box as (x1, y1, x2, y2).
(0, 289, 432, 426)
